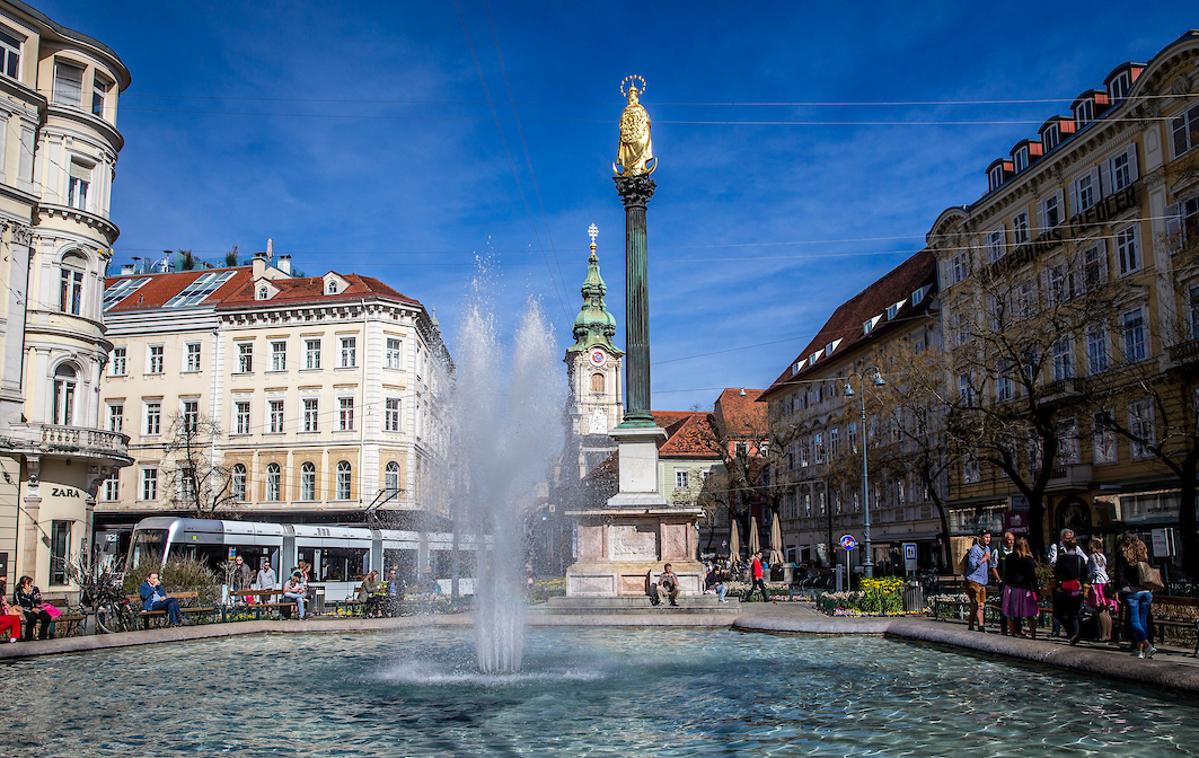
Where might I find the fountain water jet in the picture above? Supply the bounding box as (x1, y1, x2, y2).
(451, 280, 566, 674)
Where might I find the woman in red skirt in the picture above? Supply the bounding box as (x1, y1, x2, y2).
(1002, 537, 1040, 639)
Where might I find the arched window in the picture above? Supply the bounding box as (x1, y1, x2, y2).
(385, 461, 400, 494)
(300, 462, 316, 501)
(326, 279, 338, 294)
(257, 285, 269, 300)
(336, 460, 352, 500)
(265, 463, 281, 502)
(59, 253, 85, 315)
(51, 364, 77, 425)
(231, 464, 247, 501)
(590, 372, 605, 393)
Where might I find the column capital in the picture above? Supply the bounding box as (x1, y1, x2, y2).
(613, 175, 657, 207)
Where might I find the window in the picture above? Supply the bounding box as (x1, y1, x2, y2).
(1056, 418, 1080, 465)
(231, 464, 247, 501)
(1074, 98, 1094, 129)
(1092, 411, 1117, 465)
(986, 229, 1005, 262)
(102, 277, 150, 311)
(266, 463, 281, 502)
(950, 251, 970, 285)
(1128, 399, 1155, 459)
(585, 371, 605, 394)
(326, 279, 339, 295)
(911, 287, 927, 307)
(181, 400, 199, 432)
(234, 400, 251, 434)
(67, 160, 91, 211)
(1110, 149, 1134, 192)
(51, 364, 76, 425)
(1167, 196, 1199, 253)
(147, 345, 164, 374)
(995, 363, 1014, 402)
(303, 398, 319, 432)
(385, 461, 401, 494)
(1051, 337, 1074, 381)
(49, 521, 70, 585)
(675, 469, 689, 489)
(1122, 307, 1147, 362)
(963, 458, 980, 484)
(339, 337, 357, 368)
(140, 467, 158, 501)
(268, 399, 284, 433)
(385, 398, 401, 432)
(336, 461, 352, 500)
(1043, 123, 1061, 151)
(829, 427, 840, 457)
(0, 27, 21, 79)
(1116, 225, 1139, 275)
(886, 302, 902, 320)
(92, 75, 110, 117)
(102, 475, 119, 502)
(305, 338, 321, 369)
(1190, 285, 1199, 340)
(847, 422, 857, 453)
(988, 165, 1004, 191)
(1040, 192, 1063, 229)
(799, 436, 809, 467)
(237, 342, 253, 373)
(185, 342, 201, 372)
(959, 373, 976, 406)
(107, 402, 123, 433)
(1171, 102, 1199, 158)
(110, 347, 127, 376)
(1014, 147, 1029, 173)
(163, 271, 236, 307)
(59, 259, 84, 314)
(1086, 326, 1109, 374)
(814, 432, 825, 464)
(1109, 72, 1131, 102)
(339, 397, 354, 431)
(1074, 170, 1097, 212)
(1046, 263, 1066, 306)
(386, 338, 402, 369)
(1083, 243, 1108, 290)
(300, 462, 316, 501)
(1012, 213, 1029, 245)
(144, 401, 161, 435)
(53, 60, 83, 107)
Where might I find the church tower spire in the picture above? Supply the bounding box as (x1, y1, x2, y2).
(569, 224, 622, 356)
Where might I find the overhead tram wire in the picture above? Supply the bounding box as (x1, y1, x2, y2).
(451, 0, 569, 314)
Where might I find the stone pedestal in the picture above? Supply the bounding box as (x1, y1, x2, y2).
(565, 426, 703, 597)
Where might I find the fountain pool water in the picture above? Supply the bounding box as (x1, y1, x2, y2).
(450, 287, 565, 674)
(3, 628, 1195, 755)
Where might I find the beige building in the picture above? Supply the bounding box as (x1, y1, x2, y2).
(0, 1, 131, 592)
(96, 250, 451, 557)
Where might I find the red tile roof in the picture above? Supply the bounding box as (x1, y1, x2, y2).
(104, 267, 422, 313)
(760, 250, 936, 400)
(712, 388, 767, 438)
(583, 409, 721, 481)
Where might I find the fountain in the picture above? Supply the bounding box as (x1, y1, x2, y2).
(450, 272, 566, 673)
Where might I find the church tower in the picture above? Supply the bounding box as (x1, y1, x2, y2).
(564, 224, 623, 478)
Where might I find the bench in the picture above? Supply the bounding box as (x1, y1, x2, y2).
(1135, 595, 1199, 656)
(127, 592, 215, 629)
(228, 589, 300, 620)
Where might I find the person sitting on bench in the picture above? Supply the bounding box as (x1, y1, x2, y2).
(283, 572, 307, 619)
(649, 564, 680, 607)
(139, 572, 182, 627)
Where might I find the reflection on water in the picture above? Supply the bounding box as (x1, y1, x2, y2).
(2, 628, 1195, 756)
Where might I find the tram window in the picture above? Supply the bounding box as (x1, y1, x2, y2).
(432, 551, 453, 578)
(128, 528, 167, 569)
(315, 547, 369, 582)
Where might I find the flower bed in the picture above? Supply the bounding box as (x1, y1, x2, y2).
(816, 577, 908, 616)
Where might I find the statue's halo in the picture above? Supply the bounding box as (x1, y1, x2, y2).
(619, 74, 647, 98)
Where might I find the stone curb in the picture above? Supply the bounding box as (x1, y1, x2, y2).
(732, 615, 892, 635)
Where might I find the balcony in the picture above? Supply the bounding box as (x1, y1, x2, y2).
(1040, 378, 1087, 407)
(1046, 463, 1093, 492)
(1168, 339, 1199, 370)
(7, 423, 131, 465)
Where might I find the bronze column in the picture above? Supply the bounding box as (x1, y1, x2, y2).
(614, 174, 656, 428)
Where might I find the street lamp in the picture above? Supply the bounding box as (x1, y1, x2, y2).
(843, 367, 886, 579)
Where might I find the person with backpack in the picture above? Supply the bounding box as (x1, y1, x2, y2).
(1119, 534, 1160, 659)
(1052, 529, 1088, 645)
(962, 529, 993, 632)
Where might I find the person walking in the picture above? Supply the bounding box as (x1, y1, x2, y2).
(1053, 529, 1088, 645)
(1001, 537, 1039, 639)
(992, 531, 1015, 635)
(1120, 535, 1157, 659)
(13, 575, 52, 640)
(1086, 538, 1115, 642)
(255, 560, 278, 591)
(963, 530, 993, 632)
(747, 552, 768, 602)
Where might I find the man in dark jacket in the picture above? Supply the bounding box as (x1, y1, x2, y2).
(1053, 529, 1088, 645)
(139, 572, 182, 626)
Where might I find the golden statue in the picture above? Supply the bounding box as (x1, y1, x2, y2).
(614, 75, 656, 176)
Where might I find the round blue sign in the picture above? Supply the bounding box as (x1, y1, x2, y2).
(839, 533, 858, 551)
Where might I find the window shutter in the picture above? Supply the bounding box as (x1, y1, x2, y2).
(1055, 190, 1065, 223)
(1070, 179, 1079, 215)
(1102, 157, 1113, 198)
(1125, 143, 1139, 184)
(53, 61, 82, 106)
(1098, 239, 1109, 282)
(1165, 202, 1183, 254)
(1089, 166, 1101, 200)
(1036, 197, 1046, 232)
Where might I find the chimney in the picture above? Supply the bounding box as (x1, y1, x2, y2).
(252, 251, 268, 279)
(277, 254, 292, 276)
(266, 238, 274, 261)
(120, 264, 135, 275)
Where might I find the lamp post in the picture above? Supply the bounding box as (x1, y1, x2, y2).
(844, 367, 886, 579)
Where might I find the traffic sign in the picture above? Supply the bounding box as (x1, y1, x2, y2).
(839, 533, 858, 551)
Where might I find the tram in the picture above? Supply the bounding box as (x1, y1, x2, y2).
(125, 517, 476, 601)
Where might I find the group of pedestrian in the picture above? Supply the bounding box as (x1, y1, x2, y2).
(961, 527, 1160, 659)
(0, 576, 58, 642)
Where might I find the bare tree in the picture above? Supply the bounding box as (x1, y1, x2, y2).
(161, 414, 240, 518)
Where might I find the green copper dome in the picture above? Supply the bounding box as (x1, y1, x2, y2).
(569, 232, 621, 355)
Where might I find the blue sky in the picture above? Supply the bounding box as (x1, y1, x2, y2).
(45, 1, 1195, 409)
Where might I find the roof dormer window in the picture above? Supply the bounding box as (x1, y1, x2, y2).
(886, 299, 906, 320)
(1013, 147, 1029, 173)
(808, 350, 822, 367)
(1043, 124, 1060, 151)
(257, 285, 269, 300)
(1074, 98, 1094, 130)
(863, 315, 882, 335)
(326, 280, 338, 294)
(825, 338, 841, 356)
(988, 165, 1005, 192)
(1109, 71, 1131, 102)
(911, 285, 929, 307)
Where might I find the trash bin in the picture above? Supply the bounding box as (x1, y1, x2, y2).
(311, 585, 327, 616)
(903, 581, 924, 613)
